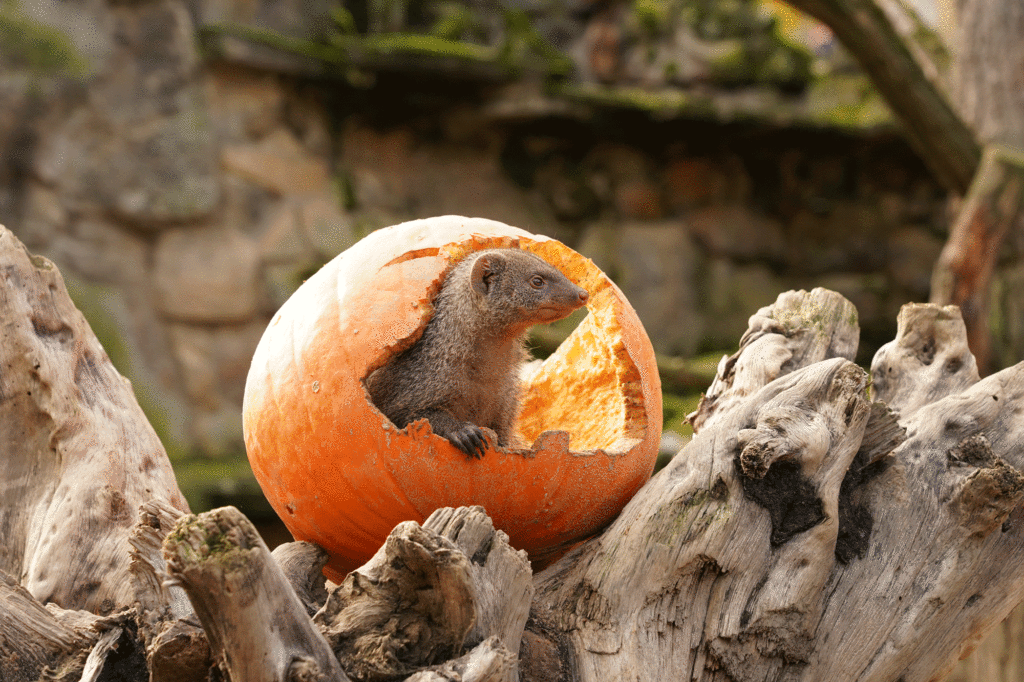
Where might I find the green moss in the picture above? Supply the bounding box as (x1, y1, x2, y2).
(29, 253, 53, 270)
(201, 8, 571, 81)
(706, 39, 750, 82)
(558, 83, 712, 117)
(757, 45, 811, 85)
(165, 513, 254, 571)
(331, 6, 358, 35)
(806, 73, 893, 129)
(333, 31, 494, 62)
(200, 23, 344, 65)
(335, 172, 358, 211)
(0, 0, 86, 76)
(498, 9, 572, 76)
(633, 0, 672, 36)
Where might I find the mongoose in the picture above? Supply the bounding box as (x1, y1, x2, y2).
(366, 248, 589, 458)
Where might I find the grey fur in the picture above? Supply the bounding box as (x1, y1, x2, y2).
(365, 248, 589, 457)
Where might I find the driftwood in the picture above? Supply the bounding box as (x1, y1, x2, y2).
(164, 506, 348, 682)
(3, 223, 1024, 681)
(0, 228, 188, 615)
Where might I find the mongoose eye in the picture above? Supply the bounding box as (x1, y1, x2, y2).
(530, 275, 545, 289)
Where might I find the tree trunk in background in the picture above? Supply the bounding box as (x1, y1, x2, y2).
(951, 0, 1024, 151)
(930, 146, 1024, 374)
(928, 0, 1024, 376)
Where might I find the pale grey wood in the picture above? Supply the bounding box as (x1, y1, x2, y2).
(164, 506, 348, 682)
(0, 225, 189, 614)
(311, 507, 528, 682)
(0, 568, 136, 681)
(314, 520, 477, 681)
(129, 499, 193, 626)
(272, 541, 331, 617)
(872, 303, 980, 416)
(531, 294, 1024, 682)
(809, 361, 1024, 682)
(423, 506, 534, 659)
(4, 223, 1024, 682)
(689, 287, 859, 433)
(0, 568, 95, 681)
(129, 499, 210, 682)
(405, 636, 516, 682)
(535, 357, 875, 681)
(80, 627, 125, 682)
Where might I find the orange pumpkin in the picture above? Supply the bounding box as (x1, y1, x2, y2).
(243, 216, 661, 580)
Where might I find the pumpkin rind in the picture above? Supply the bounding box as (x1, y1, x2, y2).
(243, 216, 662, 580)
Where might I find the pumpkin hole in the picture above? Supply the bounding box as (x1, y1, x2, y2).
(516, 243, 647, 455)
(362, 238, 648, 457)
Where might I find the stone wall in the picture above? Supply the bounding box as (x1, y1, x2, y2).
(0, 0, 962, 477)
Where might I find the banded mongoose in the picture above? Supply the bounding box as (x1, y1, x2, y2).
(366, 248, 589, 457)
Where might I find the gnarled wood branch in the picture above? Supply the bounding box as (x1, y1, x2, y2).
(530, 295, 1024, 682)
(163, 506, 349, 682)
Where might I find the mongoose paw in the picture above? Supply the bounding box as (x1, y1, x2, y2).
(449, 425, 489, 459)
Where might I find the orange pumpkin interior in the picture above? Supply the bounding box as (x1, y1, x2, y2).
(364, 235, 649, 458)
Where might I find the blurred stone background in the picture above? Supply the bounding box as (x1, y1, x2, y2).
(3, 0, 1011, 521)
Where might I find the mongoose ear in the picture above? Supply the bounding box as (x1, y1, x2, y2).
(470, 252, 503, 296)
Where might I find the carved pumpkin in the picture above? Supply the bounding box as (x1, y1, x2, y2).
(243, 216, 661, 580)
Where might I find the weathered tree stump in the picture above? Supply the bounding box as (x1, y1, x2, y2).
(164, 506, 348, 682)
(2, 224, 1024, 682)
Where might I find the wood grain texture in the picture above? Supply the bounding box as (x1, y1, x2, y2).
(273, 541, 331, 617)
(423, 505, 533, 660)
(534, 293, 1024, 682)
(0, 569, 96, 681)
(314, 506, 530, 682)
(164, 505, 349, 682)
(688, 287, 859, 433)
(129, 499, 210, 682)
(0, 226, 188, 614)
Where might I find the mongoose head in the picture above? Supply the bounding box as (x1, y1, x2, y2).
(468, 248, 589, 336)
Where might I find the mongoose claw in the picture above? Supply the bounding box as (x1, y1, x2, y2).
(449, 425, 489, 459)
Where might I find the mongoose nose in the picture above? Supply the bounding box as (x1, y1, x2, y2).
(578, 289, 589, 305)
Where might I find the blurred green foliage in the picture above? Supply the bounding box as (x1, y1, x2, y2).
(0, 0, 86, 76)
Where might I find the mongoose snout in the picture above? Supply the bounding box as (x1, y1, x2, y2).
(366, 247, 589, 458)
(531, 286, 589, 322)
